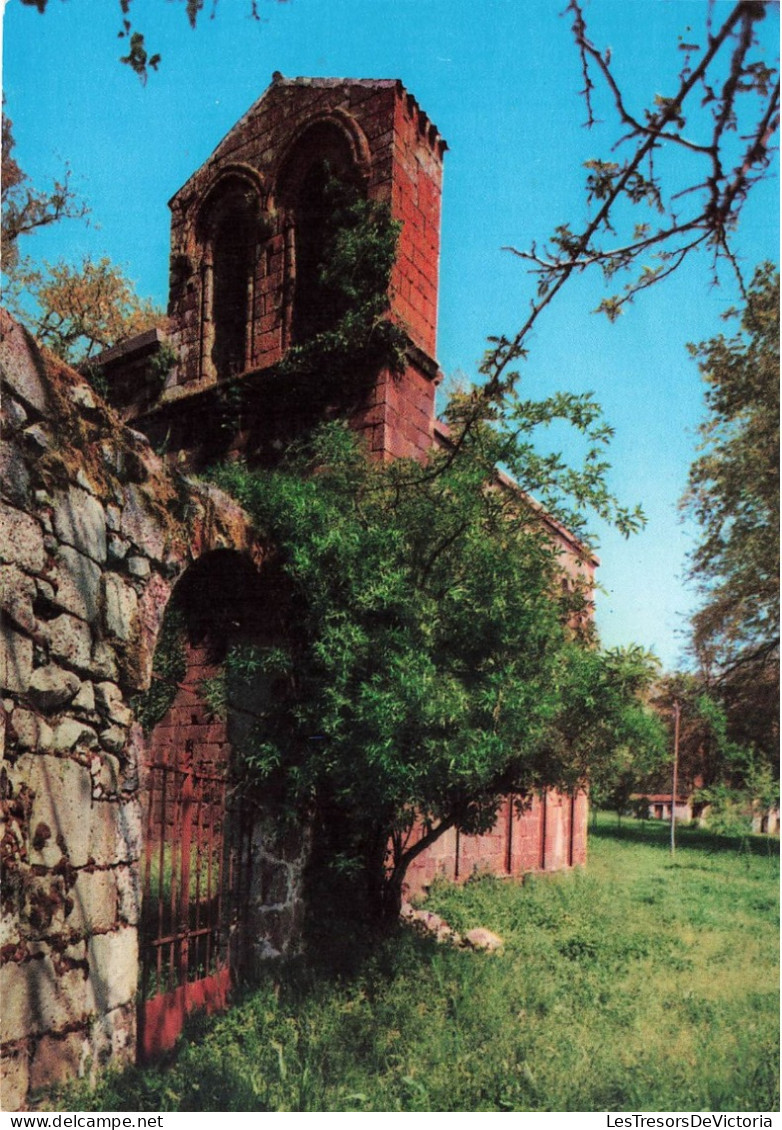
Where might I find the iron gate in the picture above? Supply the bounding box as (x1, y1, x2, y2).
(138, 759, 248, 1059)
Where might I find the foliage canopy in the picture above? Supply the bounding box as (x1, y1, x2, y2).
(8, 254, 164, 365)
(682, 263, 779, 767)
(684, 263, 779, 674)
(209, 410, 660, 919)
(2, 113, 163, 364)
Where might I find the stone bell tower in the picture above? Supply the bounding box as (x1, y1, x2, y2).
(107, 76, 447, 466)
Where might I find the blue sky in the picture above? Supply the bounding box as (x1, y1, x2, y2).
(2, 0, 779, 670)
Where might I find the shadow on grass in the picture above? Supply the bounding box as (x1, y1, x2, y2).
(591, 816, 780, 859)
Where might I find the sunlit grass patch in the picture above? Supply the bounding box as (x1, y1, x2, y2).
(44, 813, 778, 1112)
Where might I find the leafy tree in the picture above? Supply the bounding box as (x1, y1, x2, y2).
(2, 110, 162, 364)
(682, 263, 779, 765)
(649, 673, 735, 793)
(8, 254, 163, 365)
(209, 409, 660, 923)
(572, 646, 666, 821)
(642, 671, 779, 831)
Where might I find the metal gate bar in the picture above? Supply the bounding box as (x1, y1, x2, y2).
(139, 761, 236, 1060)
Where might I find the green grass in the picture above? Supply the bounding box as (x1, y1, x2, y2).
(46, 815, 778, 1112)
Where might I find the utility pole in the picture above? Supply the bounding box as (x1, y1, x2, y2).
(671, 700, 681, 856)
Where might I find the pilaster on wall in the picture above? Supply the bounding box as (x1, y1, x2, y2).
(401, 790, 588, 900)
(389, 89, 443, 363)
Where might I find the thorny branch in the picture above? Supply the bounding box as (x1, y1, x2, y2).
(495, 0, 779, 388)
(423, 0, 779, 487)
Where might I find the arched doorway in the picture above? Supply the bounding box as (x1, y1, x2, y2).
(136, 550, 266, 1059)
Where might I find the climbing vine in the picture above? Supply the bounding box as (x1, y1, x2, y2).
(279, 175, 408, 395)
(131, 607, 187, 734)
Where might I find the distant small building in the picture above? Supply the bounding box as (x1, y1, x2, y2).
(751, 806, 780, 835)
(633, 794, 693, 822)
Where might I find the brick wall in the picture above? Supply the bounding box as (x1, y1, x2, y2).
(141, 639, 307, 975)
(402, 791, 588, 899)
(143, 76, 445, 467)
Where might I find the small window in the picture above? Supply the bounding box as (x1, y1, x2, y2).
(292, 158, 338, 344)
(204, 182, 259, 380)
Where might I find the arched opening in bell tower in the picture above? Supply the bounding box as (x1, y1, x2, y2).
(199, 177, 262, 382)
(277, 119, 364, 348)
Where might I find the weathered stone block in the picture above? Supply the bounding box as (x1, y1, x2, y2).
(107, 533, 129, 562)
(102, 574, 139, 643)
(0, 957, 92, 1044)
(0, 886, 23, 949)
(89, 1002, 136, 1073)
(35, 577, 56, 602)
(95, 752, 122, 791)
(29, 1030, 89, 1095)
(27, 665, 81, 714)
(0, 625, 33, 695)
(464, 927, 503, 952)
(68, 870, 118, 936)
(0, 311, 51, 415)
(0, 564, 37, 634)
(20, 873, 69, 938)
(0, 440, 32, 510)
(49, 545, 102, 624)
(0, 1046, 30, 1113)
(88, 799, 142, 866)
(23, 424, 50, 453)
(115, 865, 141, 926)
(87, 928, 138, 1013)
(127, 556, 151, 578)
(70, 384, 97, 413)
(52, 487, 107, 564)
(90, 641, 119, 682)
(2, 390, 29, 431)
(120, 483, 167, 561)
(45, 613, 93, 672)
(10, 707, 53, 752)
(122, 722, 143, 793)
(98, 726, 127, 756)
(13, 753, 93, 868)
(95, 681, 133, 727)
(71, 680, 96, 713)
(52, 717, 98, 753)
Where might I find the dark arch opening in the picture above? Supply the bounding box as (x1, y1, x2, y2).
(137, 547, 292, 1059)
(171, 548, 267, 656)
(278, 122, 361, 346)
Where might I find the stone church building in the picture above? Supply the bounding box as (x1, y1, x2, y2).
(0, 78, 592, 1109)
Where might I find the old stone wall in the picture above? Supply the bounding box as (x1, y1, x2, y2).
(0, 312, 305, 1110)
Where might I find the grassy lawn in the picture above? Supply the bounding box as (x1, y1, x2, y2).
(51, 815, 779, 1112)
